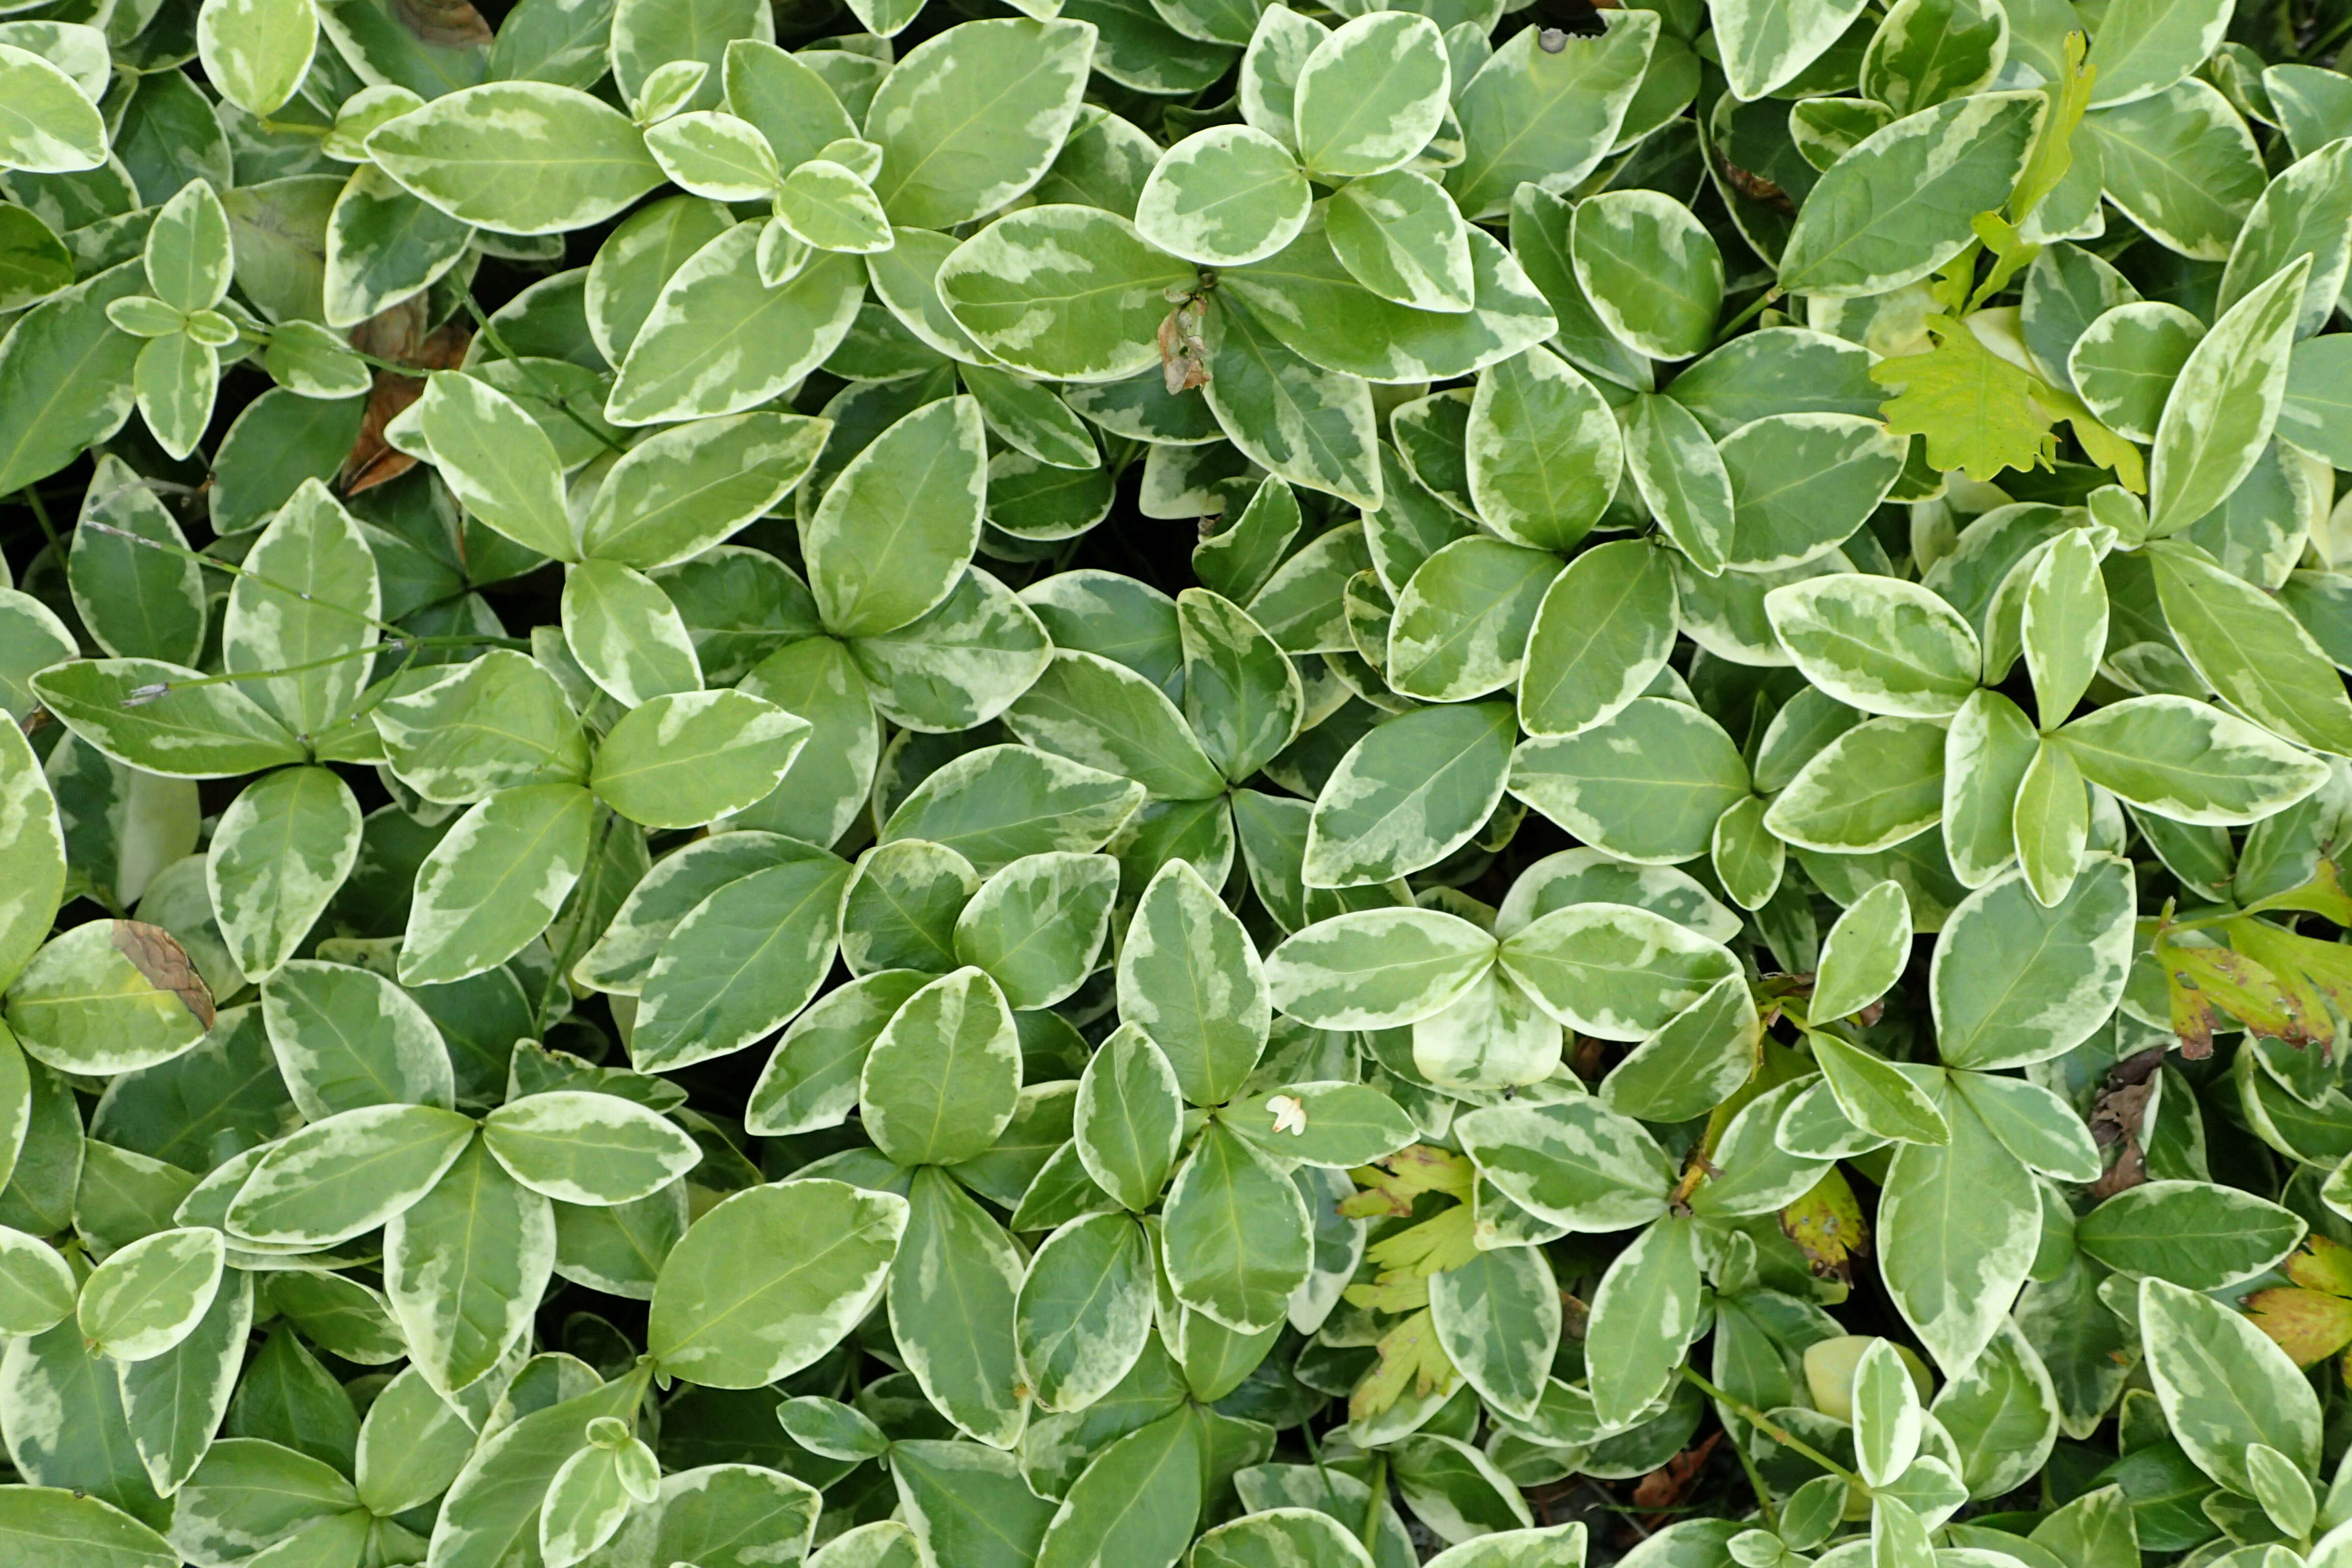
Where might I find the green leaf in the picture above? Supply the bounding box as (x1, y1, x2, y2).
(1201, 290, 1383, 510)
(1878, 1082, 2042, 1375)
(1006, 650, 1228, 802)
(1465, 346, 1619, 554)
(880, 744, 1146, 874)
(954, 852, 1117, 1010)
(1178, 588, 1301, 783)
(2085, 0, 2231, 106)
(561, 558, 705, 708)
(2151, 543, 2352, 755)
(0, 728, 65, 994)
(225, 1102, 477, 1246)
(1872, 313, 2062, 483)
(1763, 715, 1946, 853)
(408, 371, 577, 563)
(1388, 536, 1559, 705)
(1292, 11, 1449, 179)
(2147, 258, 2310, 535)
(606, 230, 864, 426)
(581, 413, 827, 571)
(1766, 573, 1982, 718)
(1778, 93, 2046, 298)
(365, 82, 663, 234)
(649, 1179, 908, 1388)
(31, 659, 307, 780)
(590, 689, 811, 829)
(2076, 1180, 2304, 1290)
(482, 1090, 698, 1205)
(1135, 125, 1310, 267)
(1115, 859, 1268, 1105)
(2055, 695, 2329, 824)
(197, 0, 314, 112)
(0, 260, 147, 499)
(803, 395, 986, 639)
(1220, 214, 1557, 384)
(890, 1166, 1028, 1446)
(938, 206, 1196, 383)
(629, 848, 851, 1071)
(259, 959, 454, 1119)
(862, 966, 1022, 1166)
(1512, 698, 1751, 865)
(68, 466, 207, 667)
(0, 44, 108, 174)
(200, 832, 353, 961)
(5, 920, 211, 1076)
(1499, 900, 1742, 1041)
(646, 111, 780, 203)
(1717, 413, 1908, 571)
(1326, 168, 1474, 313)
(865, 18, 1095, 229)
(399, 783, 596, 986)
(1193, 1509, 1375, 1568)
(76, 1224, 223, 1361)
(1163, 1121, 1312, 1332)
(2081, 79, 2266, 262)
(1016, 1211, 1156, 1414)
(1569, 190, 1722, 361)
(0, 1228, 76, 1337)
(1518, 541, 1677, 738)
(1429, 1244, 1559, 1424)
(1457, 1096, 1671, 1234)
(655, 1465, 823, 1568)
(1445, 15, 1659, 219)
(1304, 702, 1515, 888)
(0, 1488, 175, 1568)
(890, 1441, 1056, 1567)
(1932, 858, 2133, 1070)
(385, 1135, 553, 1396)
(1811, 1033, 1949, 1145)
(1587, 1215, 1703, 1425)
(2139, 1275, 2321, 1493)
(1810, 878, 1913, 1022)
(324, 165, 474, 329)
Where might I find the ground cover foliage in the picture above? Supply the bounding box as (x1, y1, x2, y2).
(5, 0, 2352, 1559)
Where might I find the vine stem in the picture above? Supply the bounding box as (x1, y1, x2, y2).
(1710, 287, 1782, 348)
(79, 519, 414, 640)
(457, 293, 629, 457)
(1677, 1366, 1864, 1489)
(1360, 1452, 1388, 1553)
(115, 634, 523, 706)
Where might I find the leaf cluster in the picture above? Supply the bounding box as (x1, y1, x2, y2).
(4, 0, 2352, 1561)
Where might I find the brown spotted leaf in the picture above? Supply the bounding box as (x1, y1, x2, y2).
(2245, 1286, 2352, 1368)
(1780, 1167, 1867, 1283)
(113, 919, 215, 1029)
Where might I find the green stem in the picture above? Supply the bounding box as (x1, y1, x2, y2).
(1710, 287, 1782, 348)
(1678, 1366, 1863, 1489)
(15, 487, 63, 558)
(78, 519, 415, 640)
(115, 635, 524, 706)
(1360, 1453, 1387, 1553)
(1301, 1423, 1343, 1518)
(458, 293, 628, 457)
(1728, 1425, 1780, 1531)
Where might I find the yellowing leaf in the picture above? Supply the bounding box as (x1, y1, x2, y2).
(1780, 1168, 1868, 1288)
(1872, 313, 2058, 483)
(2012, 30, 2094, 224)
(2245, 1286, 2352, 1367)
(2288, 1237, 2352, 1298)
(1365, 1202, 1481, 1279)
(1349, 1306, 1458, 1422)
